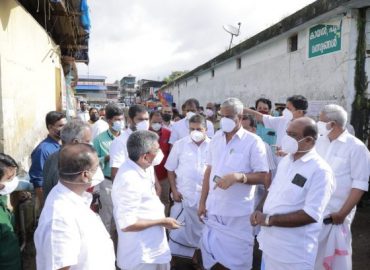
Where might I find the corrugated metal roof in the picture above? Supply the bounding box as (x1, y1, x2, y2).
(75, 85, 107, 91)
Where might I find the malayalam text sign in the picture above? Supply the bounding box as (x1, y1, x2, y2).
(309, 22, 342, 58)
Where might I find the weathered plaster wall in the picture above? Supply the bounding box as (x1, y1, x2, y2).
(0, 0, 63, 169)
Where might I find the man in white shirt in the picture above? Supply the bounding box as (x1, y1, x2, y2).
(314, 104, 370, 270)
(165, 114, 210, 266)
(34, 143, 115, 270)
(109, 104, 150, 180)
(252, 117, 335, 270)
(245, 95, 308, 156)
(169, 98, 214, 144)
(77, 101, 90, 122)
(112, 130, 180, 270)
(161, 106, 174, 130)
(198, 98, 269, 270)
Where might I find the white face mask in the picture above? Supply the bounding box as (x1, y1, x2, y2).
(152, 149, 164, 166)
(281, 135, 310, 154)
(112, 120, 124, 132)
(220, 117, 236, 133)
(136, 120, 150, 131)
(190, 130, 205, 143)
(151, 123, 162, 132)
(0, 176, 19, 195)
(282, 108, 293, 120)
(186, 111, 196, 120)
(317, 121, 332, 136)
(205, 109, 214, 117)
(89, 167, 105, 187)
(61, 167, 105, 187)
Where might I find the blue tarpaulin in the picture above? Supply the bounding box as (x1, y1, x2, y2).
(80, 0, 91, 31)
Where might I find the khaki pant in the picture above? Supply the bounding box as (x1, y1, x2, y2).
(159, 178, 171, 217)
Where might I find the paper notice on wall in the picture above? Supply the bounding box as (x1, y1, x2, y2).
(307, 100, 337, 119)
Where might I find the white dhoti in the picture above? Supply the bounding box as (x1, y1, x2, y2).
(169, 201, 204, 258)
(262, 253, 312, 270)
(315, 222, 352, 270)
(200, 214, 254, 270)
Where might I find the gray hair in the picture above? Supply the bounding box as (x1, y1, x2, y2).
(60, 119, 91, 144)
(321, 104, 348, 128)
(189, 114, 207, 129)
(127, 130, 159, 162)
(221, 98, 244, 115)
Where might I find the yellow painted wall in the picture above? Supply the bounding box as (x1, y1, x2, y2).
(0, 0, 63, 169)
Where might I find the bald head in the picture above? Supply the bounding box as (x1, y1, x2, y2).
(59, 143, 98, 181)
(288, 117, 318, 141)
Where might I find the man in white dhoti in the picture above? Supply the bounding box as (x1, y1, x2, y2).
(198, 98, 269, 270)
(314, 105, 370, 270)
(253, 117, 335, 270)
(165, 114, 210, 266)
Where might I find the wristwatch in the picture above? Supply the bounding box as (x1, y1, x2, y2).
(242, 173, 248, 184)
(265, 214, 271, 226)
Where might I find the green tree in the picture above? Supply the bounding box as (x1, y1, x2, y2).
(163, 71, 188, 84)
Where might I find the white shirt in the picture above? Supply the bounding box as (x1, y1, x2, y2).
(34, 183, 115, 270)
(91, 119, 109, 139)
(165, 135, 210, 206)
(316, 131, 370, 221)
(258, 149, 335, 265)
(77, 111, 89, 122)
(206, 128, 269, 217)
(109, 128, 133, 168)
(112, 160, 171, 269)
(169, 118, 215, 144)
(262, 115, 291, 146)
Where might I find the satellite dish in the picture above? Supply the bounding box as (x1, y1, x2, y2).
(223, 22, 241, 50)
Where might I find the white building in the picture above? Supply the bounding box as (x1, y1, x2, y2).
(161, 0, 370, 141)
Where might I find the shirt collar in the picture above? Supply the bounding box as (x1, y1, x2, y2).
(290, 148, 317, 163)
(56, 182, 92, 207)
(336, 130, 349, 143)
(127, 159, 149, 178)
(222, 127, 245, 140)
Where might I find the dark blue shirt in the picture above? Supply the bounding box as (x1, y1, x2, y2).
(29, 136, 60, 188)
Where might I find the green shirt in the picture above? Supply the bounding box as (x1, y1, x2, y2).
(93, 129, 116, 178)
(0, 195, 21, 270)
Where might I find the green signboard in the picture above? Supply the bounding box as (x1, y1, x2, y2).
(308, 21, 342, 58)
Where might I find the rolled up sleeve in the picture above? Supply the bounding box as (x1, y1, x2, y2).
(350, 144, 370, 191)
(164, 142, 179, 171)
(303, 168, 334, 222)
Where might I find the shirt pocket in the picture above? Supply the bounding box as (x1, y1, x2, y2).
(280, 182, 306, 204)
(331, 155, 349, 176)
(225, 152, 245, 171)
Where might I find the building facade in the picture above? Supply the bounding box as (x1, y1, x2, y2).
(161, 0, 370, 142)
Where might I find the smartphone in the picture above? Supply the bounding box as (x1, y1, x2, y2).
(323, 217, 333, 225)
(213, 175, 221, 183)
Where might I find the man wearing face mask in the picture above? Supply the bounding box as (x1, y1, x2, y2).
(198, 98, 269, 270)
(77, 100, 90, 122)
(165, 114, 210, 267)
(112, 131, 180, 270)
(245, 95, 308, 158)
(92, 104, 125, 236)
(252, 117, 335, 270)
(88, 107, 99, 125)
(43, 119, 93, 202)
(91, 106, 110, 139)
(314, 105, 369, 270)
(0, 153, 21, 270)
(253, 98, 277, 146)
(149, 111, 172, 216)
(110, 104, 150, 180)
(161, 106, 174, 130)
(29, 111, 66, 207)
(205, 102, 220, 131)
(35, 144, 115, 270)
(169, 99, 215, 144)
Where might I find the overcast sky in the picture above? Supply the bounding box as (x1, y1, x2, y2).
(77, 0, 316, 82)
